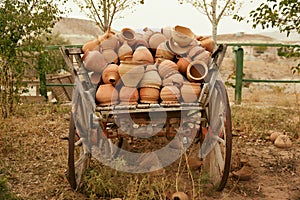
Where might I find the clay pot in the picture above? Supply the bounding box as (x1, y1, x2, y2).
(118, 61, 145, 87)
(82, 37, 100, 53)
(193, 50, 211, 65)
(155, 42, 175, 60)
(95, 84, 119, 106)
(139, 87, 160, 104)
(118, 28, 136, 47)
(181, 82, 201, 103)
(274, 134, 292, 148)
(171, 191, 189, 200)
(167, 37, 194, 56)
(132, 46, 154, 64)
(102, 49, 118, 64)
(149, 32, 167, 51)
(188, 45, 206, 60)
(161, 26, 173, 39)
(118, 41, 133, 61)
(177, 57, 192, 75)
(157, 59, 179, 79)
(140, 64, 161, 89)
(119, 86, 139, 105)
(84, 50, 107, 73)
(164, 71, 184, 86)
(143, 27, 155, 42)
(171, 25, 195, 47)
(186, 60, 208, 82)
(160, 83, 181, 104)
(270, 131, 282, 142)
(100, 34, 119, 50)
(199, 37, 215, 53)
(102, 63, 120, 85)
(133, 35, 149, 49)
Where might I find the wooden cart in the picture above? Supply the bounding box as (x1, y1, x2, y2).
(60, 43, 232, 192)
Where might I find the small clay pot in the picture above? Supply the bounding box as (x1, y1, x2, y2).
(199, 37, 215, 53)
(118, 41, 133, 61)
(132, 46, 154, 64)
(139, 87, 160, 104)
(177, 57, 192, 75)
(171, 25, 195, 47)
(149, 32, 167, 51)
(119, 86, 139, 105)
(171, 191, 189, 200)
(160, 84, 181, 104)
(118, 28, 136, 47)
(143, 27, 155, 42)
(181, 81, 201, 103)
(95, 84, 119, 106)
(118, 61, 145, 87)
(140, 64, 161, 89)
(84, 50, 107, 73)
(102, 63, 120, 85)
(157, 59, 179, 79)
(155, 42, 175, 60)
(82, 37, 100, 53)
(102, 49, 118, 64)
(186, 60, 208, 82)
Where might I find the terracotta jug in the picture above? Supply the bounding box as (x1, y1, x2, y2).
(177, 56, 192, 75)
(160, 83, 181, 104)
(139, 64, 161, 89)
(157, 59, 179, 79)
(100, 34, 119, 50)
(186, 60, 208, 82)
(148, 32, 167, 51)
(95, 83, 119, 106)
(102, 49, 118, 64)
(132, 46, 154, 64)
(118, 41, 133, 61)
(140, 87, 160, 104)
(102, 63, 120, 85)
(84, 50, 107, 73)
(181, 81, 201, 103)
(118, 28, 136, 47)
(82, 37, 100, 53)
(199, 37, 215, 53)
(118, 60, 145, 87)
(143, 27, 155, 42)
(119, 86, 139, 105)
(164, 71, 184, 87)
(193, 50, 211, 65)
(187, 45, 206, 60)
(89, 72, 102, 85)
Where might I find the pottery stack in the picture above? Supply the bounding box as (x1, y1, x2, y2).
(81, 25, 215, 106)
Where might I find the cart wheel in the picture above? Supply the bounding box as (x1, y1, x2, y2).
(66, 112, 90, 190)
(202, 80, 232, 191)
(67, 112, 76, 189)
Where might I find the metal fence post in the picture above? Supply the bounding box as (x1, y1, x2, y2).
(234, 46, 244, 104)
(38, 52, 48, 99)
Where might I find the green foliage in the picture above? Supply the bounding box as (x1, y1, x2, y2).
(73, 0, 144, 32)
(0, 175, 19, 200)
(0, 0, 64, 118)
(248, 0, 300, 36)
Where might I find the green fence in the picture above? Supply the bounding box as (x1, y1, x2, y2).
(225, 43, 300, 104)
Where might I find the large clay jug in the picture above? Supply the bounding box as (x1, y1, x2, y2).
(140, 87, 160, 104)
(132, 46, 154, 64)
(139, 64, 161, 89)
(100, 34, 119, 50)
(157, 59, 179, 79)
(155, 42, 175, 60)
(102, 63, 120, 85)
(186, 60, 208, 82)
(148, 32, 167, 51)
(95, 83, 119, 106)
(119, 86, 139, 105)
(84, 50, 107, 73)
(118, 41, 133, 61)
(118, 28, 136, 47)
(199, 37, 215, 53)
(181, 81, 201, 103)
(118, 61, 145, 87)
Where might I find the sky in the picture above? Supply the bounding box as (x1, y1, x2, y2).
(64, 0, 276, 36)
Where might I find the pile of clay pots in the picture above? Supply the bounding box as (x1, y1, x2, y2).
(81, 25, 215, 106)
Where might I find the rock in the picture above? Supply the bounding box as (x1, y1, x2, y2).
(274, 134, 292, 148)
(270, 131, 282, 142)
(232, 165, 253, 181)
(171, 191, 190, 200)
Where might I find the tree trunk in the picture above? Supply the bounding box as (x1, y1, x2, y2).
(211, 0, 218, 47)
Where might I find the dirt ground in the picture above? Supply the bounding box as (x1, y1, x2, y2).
(1, 55, 299, 200)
